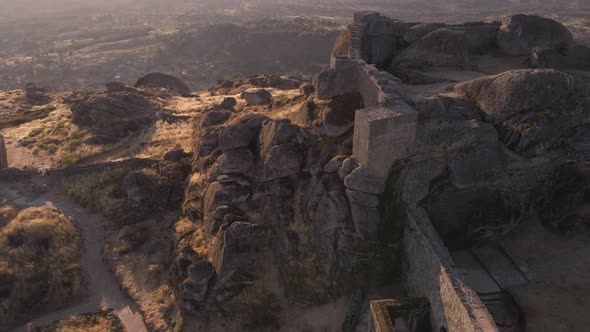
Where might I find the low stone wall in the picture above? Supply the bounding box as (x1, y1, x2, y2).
(0, 158, 159, 181)
(315, 59, 401, 106)
(403, 208, 498, 332)
(316, 58, 416, 177)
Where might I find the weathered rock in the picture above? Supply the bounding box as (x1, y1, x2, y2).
(242, 89, 273, 106)
(201, 110, 232, 127)
(164, 147, 189, 161)
(448, 141, 503, 188)
(209, 222, 267, 301)
(217, 148, 255, 174)
(454, 69, 574, 123)
(233, 113, 270, 130)
(255, 144, 303, 182)
(204, 205, 245, 236)
(291, 100, 318, 127)
(357, 13, 411, 68)
(539, 160, 590, 234)
(425, 185, 524, 249)
(530, 44, 590, 70)
(105, 82, 131, 93)
(497, 14, 573, 56)
(251, 178, 293, 199)
(463, 24, 500, 54)
(338, 157, 359, 181)
(402, 23, 446, 44)
(218, 97, 237, 109)
(393, 28, 473, 70)
(345, 189, 379, 207)
(259, 119, 300, 155)
(302, 146, 332, 175)
(324, 155, 347, 174)
(398, 159, 447, 208)
(181, 260, 215, 303)
(203, 181, 251, 214)
(121, 172, 152, 208)
(134, 72, 191, 97)
(344, 166, 386, 194)
(299, 82, 315, 97)
(306, 175, 352, 275)
(218, 122, 256, 152)
(198, 127, 222, 149)
(68, 90, 156, 142)
(348, 202, 380, 240)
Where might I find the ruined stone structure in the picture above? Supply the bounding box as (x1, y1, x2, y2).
(317, 11, 500, 332)
(0, 134, 8, 170)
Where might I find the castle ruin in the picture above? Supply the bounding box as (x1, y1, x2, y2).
(315, 11, 500, 332)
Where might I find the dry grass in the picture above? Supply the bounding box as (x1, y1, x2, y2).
(31, 309, 124, 332)
(137, 120, 193, 159)
(0, 207, 83, 328)
(106, 216, 184, 332)
(61, 169, 128, 216)
(2, 105, 106, 167)
(0, 202, 19, 229)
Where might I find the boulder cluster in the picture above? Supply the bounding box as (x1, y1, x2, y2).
(336, 13, 590, 82)
(175, 83, 386, 322)
(66, 83, 160, 143)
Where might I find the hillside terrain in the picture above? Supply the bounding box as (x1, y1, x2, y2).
(0, 4, 589, 332)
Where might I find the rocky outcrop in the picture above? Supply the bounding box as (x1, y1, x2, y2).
(218, 97, 237, 110)
(530, 43, 590, 70)
(24, 83, 51, 106)
(393, 28, 474, 70)
(497, 14, 573, 56)
(241, 89, 273, 106)
(67, 90, 157, 143)
(454, 69, 574, 123)
(134, 72, 191, 97)
(539, 160, 590, 234)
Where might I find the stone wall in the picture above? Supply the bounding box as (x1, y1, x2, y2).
(0, 134, 8, 170)
(403, 208, 498, 332)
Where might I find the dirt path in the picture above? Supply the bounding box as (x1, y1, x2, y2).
(2, 176, 147, 332)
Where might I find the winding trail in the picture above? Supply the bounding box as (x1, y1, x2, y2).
(2, 176, 147, 332)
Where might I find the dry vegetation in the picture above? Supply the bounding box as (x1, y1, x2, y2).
(61, 169, 184, 332)
(31, 309, 125, 332)
(61, 168, 128, 215)
(0, 206, 83, 328)
(0, 200, 19, 229)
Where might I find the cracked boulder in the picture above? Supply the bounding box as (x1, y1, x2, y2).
(454, 69, 574, 124)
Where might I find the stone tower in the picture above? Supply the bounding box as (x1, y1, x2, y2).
(0, 133, 8, 169)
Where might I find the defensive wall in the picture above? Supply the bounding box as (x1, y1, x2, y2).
(315, 10, 499, 332)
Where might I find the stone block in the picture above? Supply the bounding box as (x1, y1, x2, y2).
(352, 105, 417, 177)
